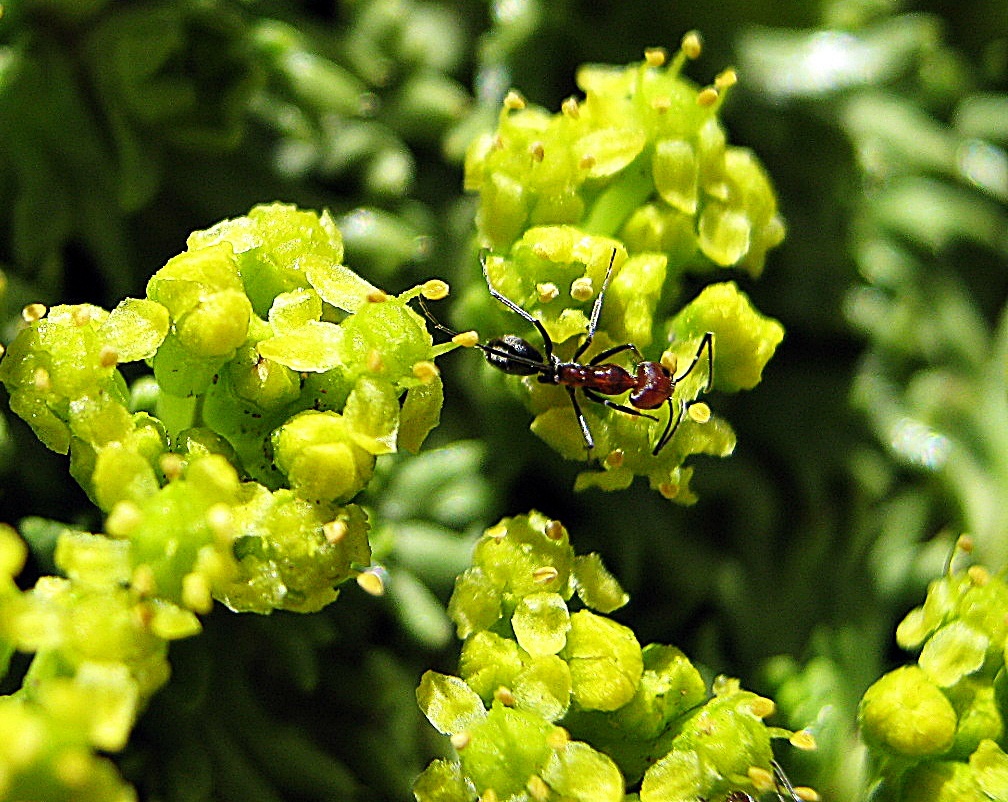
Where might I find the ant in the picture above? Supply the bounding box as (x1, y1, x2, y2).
(419, 249, 714, 456)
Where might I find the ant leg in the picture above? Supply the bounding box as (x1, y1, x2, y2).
(582, 388, 659, 422)
(673, 331, 715, 391)
(771, 761, 802, 802)
(480, 250, 557, 362)
(567, 386, 595, 450)
(416, 296, 463, 339)
(587, 342, 644, 365)
(573, 248, 618, 362)
(652, 397, 685, 455)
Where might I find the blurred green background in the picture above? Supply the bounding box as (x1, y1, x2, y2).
(0, 0, 1005, 800)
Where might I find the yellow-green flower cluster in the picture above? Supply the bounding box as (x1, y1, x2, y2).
(462, 38, 785, 500)
(0, 203, 445, 614)
(415, 512, 806, 802)
(858, 556, 1008, 800)
(0, 523, 198, 801)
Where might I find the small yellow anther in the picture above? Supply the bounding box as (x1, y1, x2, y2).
(72, 307, 93, 327)
(452, 330, 480, 348)
(421, 279, 450, 300)
(532, 566, 559, 584)
(791, 729, 818, 751)
(697, 87, 719, 107)
(366, 289, 389, 303)
(450, 732, 471, 751)
(536, 282, 559, 303)
(715, 68, 738, 90)
(681, 30, 703, 60)
(687, 402, 711, 424)
(968, 565, 991, 586)
(660, 350, 678, 373)
(748, 766, 775, 792)
(412, 360, 440, 383)
(356, 569, 385, 596)
(561, 96, 580, 119)
(530, 141, 545, 162)
(658, 481, 679, 499)
(131, 564, 157, 598)
(644, 47, 667, 67)
(494, 686, 516, 706)
(503, 90, 526, 110)
(323, 519, 348, 544)
(579, 155, 596, 170)
(604, 450, 625, 469)
(748, 696, 776, 719)
(182, 572, 213, 614)
(159, 453, 184, 481)
(486, 523, 508, 541)
(366, 349, 384, 373)
(544, 519, 566, 540)
(570, 276, 594, 301)
(795, 787, 821, 801)
(21, 303, 47, 323)
(957, 534, 975, 553)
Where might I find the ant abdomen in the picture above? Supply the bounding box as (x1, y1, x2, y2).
(484, 335, 543, 376)
(630, 362, 673, 410)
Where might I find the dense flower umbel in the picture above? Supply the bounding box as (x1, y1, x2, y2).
(415, 512, 813, 802)
(462, 38, 785, 501)
(0, 203, 445, 615)
(858, 544, 1008, 801)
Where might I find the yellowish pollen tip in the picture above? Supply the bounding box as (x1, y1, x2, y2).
(452, 330, 480, 348)
(356, 569, 385, 596)
(159, 453, 185, 481)
(536, 282, 559, 303)
(494, 686, 516, 706)
(644, 47, 667, 67)
(687, 402, 711, 424)
(544, 519, 566, 540)
(530, 141, 545, 162)
(660, 350, 678, 372)
(968, 565, 991, 586)
(450, 732, 471, 751)
(486, 523, 508, 541)
(579, 154, 596, 170)
(650, 95, 672, 112)
(604, 449, 625, 469)
(421, 278, 450, 300)
(697, 87, 719, 107)
(366, 349, 384, 373)
(503, 90, 526, 110)
(107, 500, 143, 537)
(32, 366, 51, 392)
(324, 519, 349, 544)
(658, 481, 678, 499)
(795, 786, 821, 801)
(21, 302, 47, 323)
(748, 766, 775, 792)
(546, 727, 570, 750)
(957, 534, 975, 553)
(366, 289, 389, 303)
(533, 566, 559, 584)
(681, 30, 703, 60)
(182, 572, 213, 614)
(791, 729, 818, 751)
(412, 360, 440, 383)
(570, 276, 594, 301)
(527, 775, 550, 801)
(716, 67, 738, 89)
(561, 96, 580, 119)
(748, 696, 776, 719)
(131, 564, 157, 597)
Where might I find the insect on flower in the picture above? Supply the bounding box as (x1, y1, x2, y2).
(724, 760, 809, 802)
(419, 249, 714, 456)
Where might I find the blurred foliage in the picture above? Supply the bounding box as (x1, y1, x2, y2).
(0, 0, 1004, 800)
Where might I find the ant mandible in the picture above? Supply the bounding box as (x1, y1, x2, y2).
(420, 249, 714, 457)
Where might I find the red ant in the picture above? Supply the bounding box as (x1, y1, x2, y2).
(420, 249, 714, 456)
